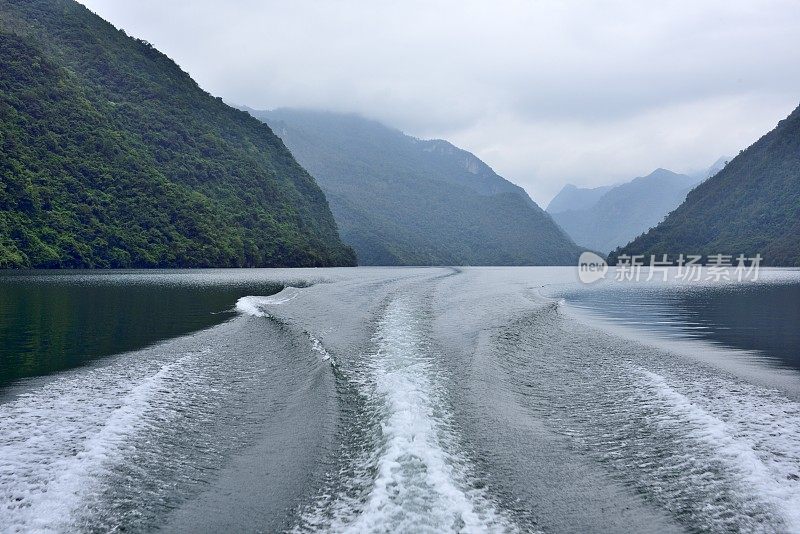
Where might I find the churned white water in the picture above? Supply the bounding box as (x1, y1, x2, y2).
(308, 333, 334, 365)
(301, 297, 514, 533)
(0, 352, 202, 532)
(236, 288, 300, 316)
(635, 368, 800, 531)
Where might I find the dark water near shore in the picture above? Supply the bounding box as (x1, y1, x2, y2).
(0, 271, 282, 388)
(1, 267, 800, 533)
(550, 274, 800, 370)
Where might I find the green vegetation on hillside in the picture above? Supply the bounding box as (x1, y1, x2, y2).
(611, 104, 800, 266)
(253, 109, 581, 265)
(0, 0, 355, 267)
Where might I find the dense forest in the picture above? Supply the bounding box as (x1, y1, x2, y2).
(249, 108, 582, 265)
(0, 0, 355, 268)
(611, 103, 800, 266)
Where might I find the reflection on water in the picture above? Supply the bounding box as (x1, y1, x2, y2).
(553, 281, 800, 370)
(0, 271, 282, 388)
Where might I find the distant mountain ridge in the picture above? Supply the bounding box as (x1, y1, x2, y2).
(613, 104, 800, 266)
(550, 166, 715, 255)
(0, 0, 355, 268)
(547, 184, 614, 214)
(246, 108, 582, 265)
(418, 138, 535, 201)
(691, 156, 732, 181)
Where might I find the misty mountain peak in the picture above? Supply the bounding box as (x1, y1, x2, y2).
(244, 108, 581, 265)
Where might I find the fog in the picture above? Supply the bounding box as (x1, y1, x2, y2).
(78, 0, 800, 204)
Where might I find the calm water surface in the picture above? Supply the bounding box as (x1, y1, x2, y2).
(0, 270, 283, 388)
(548, 270, 800, 370)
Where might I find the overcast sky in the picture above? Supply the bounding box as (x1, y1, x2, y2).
(78, 0, 799, 205)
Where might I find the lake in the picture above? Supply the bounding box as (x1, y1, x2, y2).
(1, 267, 799, 532)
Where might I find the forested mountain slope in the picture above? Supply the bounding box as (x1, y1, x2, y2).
(613, 104, 800, 266)
(248, 108, 581, 265)
(0, 0, 354, 267)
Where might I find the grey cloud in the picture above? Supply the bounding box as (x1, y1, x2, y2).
(78, 0, 800, 203)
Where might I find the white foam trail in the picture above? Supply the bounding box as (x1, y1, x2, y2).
(0, 354, 196, 532)
(638, 369, 800, 530)
(236, 287, 300, 317)
(317, 297, 513, 533)
(308, 333, 335, 365)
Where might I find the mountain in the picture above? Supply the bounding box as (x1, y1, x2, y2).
(550, 168, 703, 254)
(245, 108, 582, 265)
(0, 0, 355, 268)
(612, 104, 800, 266)
(694, 156, 732, 181)
(546, 184, 614, 214)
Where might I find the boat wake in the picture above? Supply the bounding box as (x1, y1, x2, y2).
(296, 296, 515, 533)
(236, 287, 301, 316)
(633, 367, 800, 531)
(0, 351, 205, 532)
